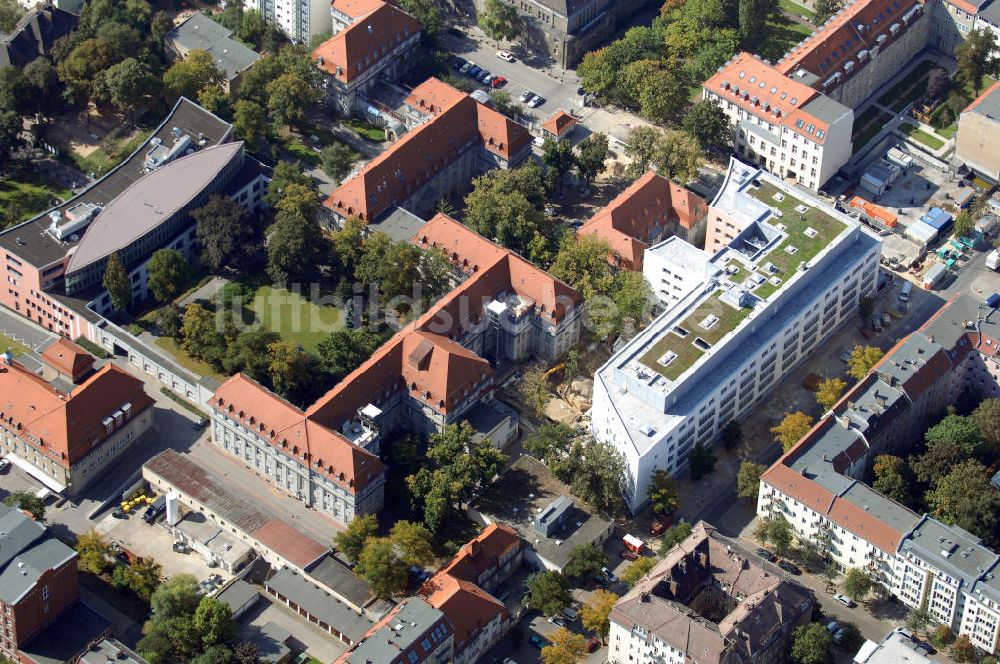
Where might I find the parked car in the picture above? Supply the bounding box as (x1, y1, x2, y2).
(468, 65, 482, 78)
(143, 495, 167, 524)
(619, 550, 638, 561)
(532, 136, 545, 147)
(832, 627, 848, 644)
(477, 69, 491, 82)
(529, 635, 549, 649)
(528, 94, 544, 108)
(914, 642, 935, 655)
(452, 58, 466, 70)
(0, 457, 10, 473)
(562, 606, 579, 621)
(482, 74, 494, 85)
(496, 50, 515, 62)
(519, 90, 534, 103)
(547, 616, 565, 627)
(585, 637, 600, 653)
(826, 620, 840, 634)
(893, 627, 915, 641)
(460, 62, 473, 74)
(833, 593, 855, 608)
(490, 76, 507, 88)
(755, 547, 776, 562)
(839, 349, 852, 363)
(778, 560, 801, 575)
(601, 566, 618, 583)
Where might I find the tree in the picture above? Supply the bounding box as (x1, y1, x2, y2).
(956, 29, 998, 95)
(525, 423, 576, 474)
(688, 442, 717, 480)
(542, 137, 576, 193)
(388, 520, 435, 568)
(274, 182, 320, 220)
(317, 328, 387, 383)
(757, 515, 793, 555)
(335, 514, 378, 563)
(320, 142, 357, 182)
(151, 574, 201, 620)
(565, 349, 580, 380)
(858, 295, 874, 322)
(193, 597, 236, 646)
(926, 459, 1000, 544)
(192, 645, 233, 664)
(954, 210, 975, 239)
(580, 589, 618, 642)
(101, 57, 159, 116)
(736, 461, 767, 500)
(526, 571, 572, 616)
(905, 607, 932, 634)
(518, 365, 551, 416)
(155, 304, 183, 338)
(549, 235, 614, 301)
(267, 213, 328, 284)
(0, 109, 19, 163)
(266, 72, 318, 127)
(661, 522, 693, 552)
(815, 377, 847, 411)
(652, 129, 702, 183)
(3, 491, 44, 520)
(463, 164, 551, 263)
(821, 562, 839, 590)
(57, 38, 115, 100)
(182, 303, 224, 362)
(232, 99, 268, 150)
(738, 0, 772, 48)
(812, 0, 842, 24)
(682, 101, 731, 153)
(355, 537, 408, 599)
(564, 544, 608, 579)
(638, 68, 690, 125)
(575, 133, 608, 185)
(771, 412, 814, 452)
(624, 125, 660, 177)
(75, 529, 110, 574)
(911, 438, 967, 487)
(950, 635, 977, 664)
(125, 557, 162, 601)
(842, 567, 873, 601)
(479, 0, 519, 45)
(973, 398, 1000, 458)
(163, 50, 223, 101)
(541, 628, 586, 664)
(621, 556, 657, 588)
(0, 0, 23, 33)
(489, 89, 523, 120)
(720, 421, 742, 450)
(872, 454, 911, 505)
(932, 625, 955, 649)
(791, 622, 832, 664)
(397, 0, 441, 36)
(146, 249, 191, 303)
(925, 414, 981, 456)
(647, 470, 680, 516)
(232, 642, 261, 664)
(194, 196, 255, 274)
(927, 67, 951, 101)
(570, 439, 626, 515)
(611, 271, 652, 334)
(103, 252, 132, 312)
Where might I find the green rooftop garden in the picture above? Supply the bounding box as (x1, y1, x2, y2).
(639, 291, 753, 381)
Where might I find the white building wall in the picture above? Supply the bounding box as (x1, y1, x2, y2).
(608, 620, 687, 664)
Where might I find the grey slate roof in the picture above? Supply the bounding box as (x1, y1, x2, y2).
(264, 567, 375, 642)
(965, 81, 1000, 120)
(0, 97, 231, 268)
(251, 622, 292, 664)
(0, 537, 76, 604)
(19, 601, 110, 664)
(165, 13, 260, 83)
(79, 639, 149, 664)
(0, 501, 45, 571)
(0, 5, 77, 68)
(898, 515, 999, 589)
(345, 597, 450, 664)
(305, 552, 373, 609)
(214, 578, 260, 618)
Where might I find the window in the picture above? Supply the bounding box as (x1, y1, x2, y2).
(41, 585, 49, 601)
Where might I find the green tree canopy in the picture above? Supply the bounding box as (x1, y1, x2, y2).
(661, 521, 693, 552)
(682, 100, 731, 153)
(163, 49, 223, 102)
(193, 196, 256, 274)
(267, 213, 328, 284)
(3, 491, 44, 520)
(233, 99, 268, 150)
(103, 252, 132, 312)
(75, 529, 111, 574)
(848, 344, 885, 380)
(736, 460, 767, 500)
(526, 571, 572, 616)
(580, 589, 618, 641)
(147, 248, 191, 303)
(791, 622, 832, 664)
(320, 142, 358, 182)
(575, 133, 609, 184)
(193, 597, 237, 647)
(334, 514, 378, 563)
(925, 413, 980, 456)
(872, 454, 912, 505)
(355, 536, 408, 599)
(621, 556, 657, 588)
(771, 411, 814, 452)
(815, 377, 847, 411)
(647, 469, 680, 516)
(479, 0, 519, 44)
(842, 567, 873, 601)
(564, 544, 608, 579)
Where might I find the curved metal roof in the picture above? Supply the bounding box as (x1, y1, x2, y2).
(66, 142, 242, 273)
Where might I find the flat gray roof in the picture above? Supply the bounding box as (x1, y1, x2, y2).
(370, 205, 427, 242)
(251, 621, 292, 664)
(899, 516, 999, 587)
(800, 94, 851, 125)
(922, 293, 1000, 350)
(265, 567, 375, 642)
(0, 538, 76, 604)
(166, 13, 260, 82)
(0, 97, 231, 268)
(20, 602, 110, 664)
(66, 142, 243, 273)
(346, 597, 448, 664)
(79, 639, 149, 664)
(215, 578, 260, 616)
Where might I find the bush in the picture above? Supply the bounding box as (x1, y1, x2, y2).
(74, 336, 111, 359)
(931, 625, 955, 648)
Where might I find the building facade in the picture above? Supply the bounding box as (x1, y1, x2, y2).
(592, 159, 880, 513)
(956, 81, 1000, 182)
(339, 597, 455, 664)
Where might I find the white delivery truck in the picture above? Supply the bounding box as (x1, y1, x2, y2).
(987, 249, 1000, 271)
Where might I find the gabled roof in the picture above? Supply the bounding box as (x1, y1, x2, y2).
(401, 331, 492, 413)
(438, 522, 521, 584)
(211, 373, 385, 493)
(312, 2, 419, 84)
(577, 171, 707, 271)
(405, 77, 468, 115)
(541, 110, 577, 137)
(41, 337, 94, 382)
(421, 573, 507, 654)
(331, 0, 385, 19)
(0, 5, 77, 68)
(0, 360, 153, 468)
(963, 80, 1000, 117)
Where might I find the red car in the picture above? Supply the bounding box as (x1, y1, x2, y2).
(490, 76, 507, 88)
(586, 637, 601, 653)
(619, 550, 638, 561)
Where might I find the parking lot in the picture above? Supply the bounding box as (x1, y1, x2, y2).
(871, 160, 969, 230)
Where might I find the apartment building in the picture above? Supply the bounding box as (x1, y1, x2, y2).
(704, 53, 853, 192)
(209, 213, 581, 525)
(339, 597, 454, 664)
(244, 0, 327, 43)
(0, 353, 153, 495)
(757, 293, 1000, 654)
(608, 522, 814, 664)
(325, 78, 532, 230)
(0, 97, 267, 341)
(591, 158, 880, 513)
(577, 171, 708, 271)
(165, 14, 260, 92)
(931, 0, 990, 56)
(312, 0, 421, 115)
(956, 81, 1000, 181)
(0, 503, 79, 662)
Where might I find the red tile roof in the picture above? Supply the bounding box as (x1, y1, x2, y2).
(312, 2, 420, 84)
(405, 77, 467, 116)
(324, 78, 530, 222)
(421, 573, 507, 654)
(577, 171, 707, 271)
(964, 80, 1000, 114)
(40, 338, 94, 382)
(439, 522, 521, 585)
(0, 361, 153, 467)
(251, 518, 329, 569)
(211, 373, 386, 494)
(331, 0, 385, 19)
(541, 110, 577, 137)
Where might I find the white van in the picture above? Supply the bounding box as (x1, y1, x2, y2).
(898, 281, 912, 302)
(562, 606, 579, 621)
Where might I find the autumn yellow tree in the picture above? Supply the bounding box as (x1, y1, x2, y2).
(541, 628, 587, 664)
(771, 412, 814, 452)
(580, 589, 618, 643)
(848, 345, 885, 380)
(815, 377, 847, 411)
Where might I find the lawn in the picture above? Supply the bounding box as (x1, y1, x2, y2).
(154, 336, 227, 383)
(778, 0, 816, 23)
(344, 118, 386, 142)
(851, 109, 891, 152)
(0, 333, 31, 358)
(935, 123, 956, 139)
(877, 60, 937, 112)
(282, 138, 321, 166)
(0, 175, 73, 228)
(246, 285, 345, 351)
(760, 14, 813, 61)
(67, 130, 151, 178)
(899, 123, 945, 150)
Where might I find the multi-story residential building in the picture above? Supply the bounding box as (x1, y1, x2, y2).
(577, 171, 708, 271)
(855, 631, 934, 663)
(956, 81, 1000, 182)
(435, 523, 523, 595)
(0, 502, 79, 662)
(931, 0, 989, 56)
(244, 0, 328, 43)
(608, 521, 814, 664)
(757, 292, 1000, 654)
(0, 352, 153, 495)
(0, 97, 267, 341)
(976, 1, 1000, 49)
(165, 13, 260, 93)
(325, 78, 532, 231)
(312, 0, 421, 116)
(208, 213, 582, 525)
(591, 158, 880, 513)
(704, 53, 854, 192)
(476, 0, 646, 69)
(339, 597, 455, 664)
